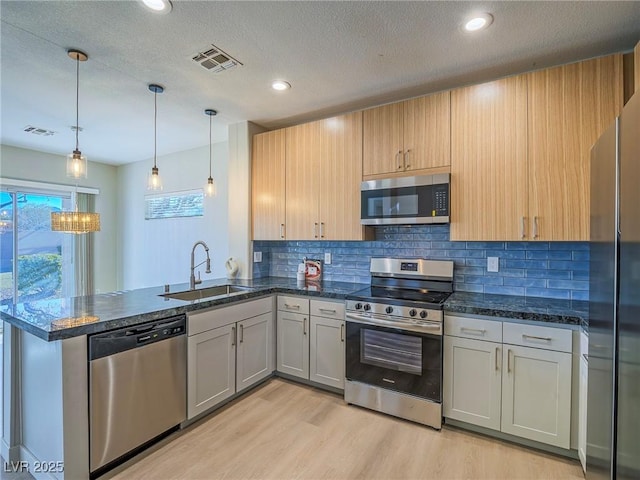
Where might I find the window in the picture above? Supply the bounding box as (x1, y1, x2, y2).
(0, 188, 75, 305)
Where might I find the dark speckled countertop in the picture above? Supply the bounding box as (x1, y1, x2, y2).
(0, 277, 366, 342)
(444, 291, 588, 328)
(0, 278, 587, 342)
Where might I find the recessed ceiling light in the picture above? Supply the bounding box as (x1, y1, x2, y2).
(272, 80, 291, 91)
(463, 13, 493, 32)
(141, 0, 172, 13)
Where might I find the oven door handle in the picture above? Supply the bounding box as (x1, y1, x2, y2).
(345, 313, 442, 336)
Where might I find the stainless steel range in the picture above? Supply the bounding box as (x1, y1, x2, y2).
(344, 257, 453, 429)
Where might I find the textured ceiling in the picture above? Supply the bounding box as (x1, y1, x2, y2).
(1, 1, 639, 166)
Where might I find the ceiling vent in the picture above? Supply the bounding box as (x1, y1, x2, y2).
(192, 44, 243, 73)
(23, 125, 56, 136)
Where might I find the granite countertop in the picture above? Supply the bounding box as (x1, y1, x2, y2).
(0, 277, 366, 342)
(0, 277, 588, 342)
(444, 291, 588, 328)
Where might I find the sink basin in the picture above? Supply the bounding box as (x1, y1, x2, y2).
(160, 285, 254, 301)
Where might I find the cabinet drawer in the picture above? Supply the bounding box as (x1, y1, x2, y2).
(277, 295, 310, 314)
(188, 296, 272, 336)
(444, 315, 502, 342)
(310, 299, 345, 320)
(503, 322, 572, 353)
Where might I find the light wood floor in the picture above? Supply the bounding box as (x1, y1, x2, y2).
(105, 379, 583, 480)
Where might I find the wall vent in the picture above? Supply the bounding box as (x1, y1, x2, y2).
(24, 125, 56, 136)
(192, 44, 243, 73)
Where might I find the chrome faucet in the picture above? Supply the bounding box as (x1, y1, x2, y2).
(190, 241, 212, 290)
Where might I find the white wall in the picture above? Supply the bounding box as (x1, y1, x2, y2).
(0, 145, 118, 293)
(117, 143, 229, 290)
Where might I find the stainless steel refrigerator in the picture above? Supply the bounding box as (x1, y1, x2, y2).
(588, 90, 640, 480)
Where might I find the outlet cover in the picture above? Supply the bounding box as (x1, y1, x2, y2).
(253, 251, 262, 263)
(324, 252, 332, 265)
(487, 256, 499, 272)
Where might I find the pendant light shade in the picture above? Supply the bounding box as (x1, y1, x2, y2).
(51, 48, 100, 235)
(148, 84, 164, 191)
(204, 108, 217, 197)
(67, 49, 88, 179)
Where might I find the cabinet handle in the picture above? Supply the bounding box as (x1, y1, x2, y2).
(495, 347, 500, 371)
(303, 318, 307, 335)
(232, 326, 236, 346)
(520, 216, 526, 239)
(240, 324, 244, 343)
(522, 334, 552, 342)
(404, 149, 411, 170)
(284, 303, 301, 310)
(396, 150, 403, 170)
(314, 222, 318, 239)
(533, 216, 539, 239)
(341, 323, 345, 342)
(460, 327, 486, 336)
(320, 222, 325, 238)
(280, 223, 285, 239)
(507, 348, 512, 373)
(319, 308, 337, 314)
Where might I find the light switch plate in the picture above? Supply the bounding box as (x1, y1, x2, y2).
(253, 251, 262, 263)
(487, 256, 499, 272)
(324, 252, 332, 265)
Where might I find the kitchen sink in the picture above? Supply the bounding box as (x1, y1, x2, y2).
(160, 285, 254, 301)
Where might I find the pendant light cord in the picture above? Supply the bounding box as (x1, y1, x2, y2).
(153, 90, 158, 169)
(75, 55, 80, 151)
(209, 113, 212, 177)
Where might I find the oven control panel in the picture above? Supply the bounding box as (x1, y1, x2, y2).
(346, 300, 443, 323)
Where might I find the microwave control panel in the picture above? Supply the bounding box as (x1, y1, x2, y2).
(431, 184, 449, 217)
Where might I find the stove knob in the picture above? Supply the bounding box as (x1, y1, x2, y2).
(363, 304, 371, 311)
(355, 303, 363, 310)
(420, 310, 428, 319)
(409, 309, 417, 317)
(385, 306, 394, 314)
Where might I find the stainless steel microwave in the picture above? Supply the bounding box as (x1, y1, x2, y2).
(360, 174, 450, 225)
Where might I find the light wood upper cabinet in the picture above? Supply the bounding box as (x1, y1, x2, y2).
(252, 129, 286, 240)
(285, 121, 321, 240)
(635, 40, 639, 93)
(527, 54, 623, 241)
(450, 76, 528, 241)
(363, 91, 450, 179)
(286, 112, 366, 241)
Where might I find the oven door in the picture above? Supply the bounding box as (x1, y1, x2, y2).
(345, 319, 442, 402)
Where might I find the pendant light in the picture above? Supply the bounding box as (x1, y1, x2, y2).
(51, 48, 100, 234)
(66, 49, 88, 178)
(147, 84, 164, 190)
(204, 109, 217, 197)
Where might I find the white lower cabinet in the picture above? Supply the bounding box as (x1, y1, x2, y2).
(443, 336, 502, 431)
(187, 297, 274, 419)
(578, 348, 588, 472)
(444, 314, 573, 450)
(310, 315, 345, 389)
(277, 296, 346, 389)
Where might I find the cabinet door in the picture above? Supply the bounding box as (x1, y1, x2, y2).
(527, 54, 622, 240)
(310, 315, 345, 389)
(450, 76, 528, 240)
(236, 313, 273, 392)
(403, 92, 450, 172)
(443, 336, 502, 431)
(285, 122, 321, 240)
(363, 102, 403, 177)
(578, 355, 588, 473)
(252, 129, 286, 240)
(276, 310, 309, 379)
(501, 345, 572, 448)
(318, 112, 364, 240)
(187, 324, 236, 419)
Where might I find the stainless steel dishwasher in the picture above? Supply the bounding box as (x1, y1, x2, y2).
(89, 314, 187, 474)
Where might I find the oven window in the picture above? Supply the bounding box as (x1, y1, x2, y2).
(361, 329, 422, 374)
(367, 194, 418, 217)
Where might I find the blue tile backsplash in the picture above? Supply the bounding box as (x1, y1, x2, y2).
(253, 225, 589, 301)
